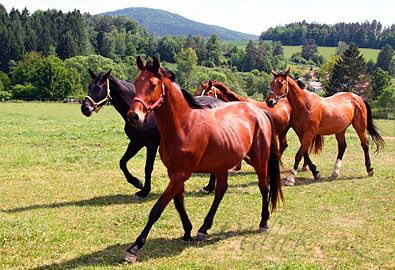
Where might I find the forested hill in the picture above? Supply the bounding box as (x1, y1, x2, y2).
(101, 7, 258, 40)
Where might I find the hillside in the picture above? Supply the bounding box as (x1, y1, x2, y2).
(101, 7, 258, 40)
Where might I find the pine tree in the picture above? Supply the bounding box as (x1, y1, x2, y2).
(376, 44, 394, 73)
(244, 40, 258, 71)
(326, 43, 371, 98)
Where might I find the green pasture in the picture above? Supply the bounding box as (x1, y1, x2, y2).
(223, 40, 380, 61)
(0, 103, 394, 269)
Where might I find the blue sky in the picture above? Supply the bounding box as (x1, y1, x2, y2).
(2, 0, 394, 35)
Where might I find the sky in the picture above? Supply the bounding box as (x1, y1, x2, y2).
(1, 0, 394, 35)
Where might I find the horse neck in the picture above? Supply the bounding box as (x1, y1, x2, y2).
(155, 82, 192, 138)
(285, 78, 309, 113)
(214, 84, 246, 102)
(108, 78, 135, 121)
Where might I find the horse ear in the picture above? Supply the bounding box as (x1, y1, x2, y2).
(88, 69, 97, 80)
(136, 56, 145, 70)
(271, 70, 278, 77)
(284, 68, 290, 77)
(102, 69, 112, 81)
(208, 80, 213, 89)
(152, 56, 160, 73)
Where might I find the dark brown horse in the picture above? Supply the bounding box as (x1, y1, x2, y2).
(266, 69, 384, 184)
(123, 57, 284, 263)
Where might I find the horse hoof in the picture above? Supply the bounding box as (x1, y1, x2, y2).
(123, 250, 138, 263)
(314, 172, 321, 180)
(368, 169, 374, 177)
(283, 176, 295, 186)
(132, 194, 144, 201)
(196, 232, 208, 241)
(182, 235, 193, 241)
(331, 172, 339, 179)
(259, 226, 269, 232)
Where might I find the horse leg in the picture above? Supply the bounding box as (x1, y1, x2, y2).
(232, 161, 242, 171)
(355, 128, 374, 176)
(196, 172, 228, 240)
(285, 134, 315, 185)
(331, 131, 347, 179)
(256, 161, 270, 231)
(278, 130, 288, 156)
(120, 141, 144, 189)
(302, 153, 320, 180)
(134, 146, 158, 199)
(200, 174, 216, 193)
(124, 175, 188, 263)
(174, 185, 193, 241)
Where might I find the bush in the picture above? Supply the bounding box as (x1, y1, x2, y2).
(12, 84, 38, 100)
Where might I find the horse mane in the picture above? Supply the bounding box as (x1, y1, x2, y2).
(212, 82, 248, 102)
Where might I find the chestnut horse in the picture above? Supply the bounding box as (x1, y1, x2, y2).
(196, 80, 313, 175)
(267, 69, 384, 184)
(123, 57, 284, 263)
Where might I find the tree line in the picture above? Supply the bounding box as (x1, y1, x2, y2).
(261, 20, 395, 49)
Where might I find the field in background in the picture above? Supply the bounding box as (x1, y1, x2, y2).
(0, 103, 394, 269)
(224, 40, 380, 61)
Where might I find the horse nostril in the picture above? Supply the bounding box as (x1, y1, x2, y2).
(128, 112, 140, 125)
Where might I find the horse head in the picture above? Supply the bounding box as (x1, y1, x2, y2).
(128, 56, 174, 127)
(81, 69, 112, 116)
(266, 68, 290, 108)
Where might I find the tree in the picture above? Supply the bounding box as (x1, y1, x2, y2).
(326, 44, 371, 97)
(336, 41, 349, 56)
(205, 34, 221, 66)
(376, 44, 394, 73)
(272, 41, 284, 56)
(175, 48, 198, 90)
(244, 40, 258, 71)
(370, 68, 392, 99)
(301, 39, 318, 60)
(319, 55, 340, 91)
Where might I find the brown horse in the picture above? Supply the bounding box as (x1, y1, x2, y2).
(266, 69, 384, 184)
(196, 80, 312, 175)
(124, 57, 284, 263)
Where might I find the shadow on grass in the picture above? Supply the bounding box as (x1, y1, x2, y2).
(32, 229, 260, 270)
(292, 175, 367, 186)
(3, 187, 247, 213)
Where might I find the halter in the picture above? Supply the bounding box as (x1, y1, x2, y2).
(85, 79, 111, 113)
(133, 84, 166, 113)
(200, 87, 217, 99)
(269, 77, 289, 102)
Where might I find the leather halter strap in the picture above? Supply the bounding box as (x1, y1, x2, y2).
(133, 84, 166, 113)
(200, 86, 217, 98)
(85, 79, 111, 113)
(269, 77, 288, 101)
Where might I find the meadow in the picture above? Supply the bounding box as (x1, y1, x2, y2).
(224, 41, 380, 61)
(0, 103, 394, 269)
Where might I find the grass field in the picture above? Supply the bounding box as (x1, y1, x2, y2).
(0, 103, 394, 269)
(223, 41, 380, 61)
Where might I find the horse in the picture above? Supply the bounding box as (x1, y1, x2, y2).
(81, 69, 224, 199)
(196, 80, 312, 177)
(123, 56, 284, 263)
(266, 69, 384, 184)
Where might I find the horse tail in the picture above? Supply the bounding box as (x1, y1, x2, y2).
(309, 135, 324, 155)
(264, 112, 285, 212)
(363, 99, 385, 153)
